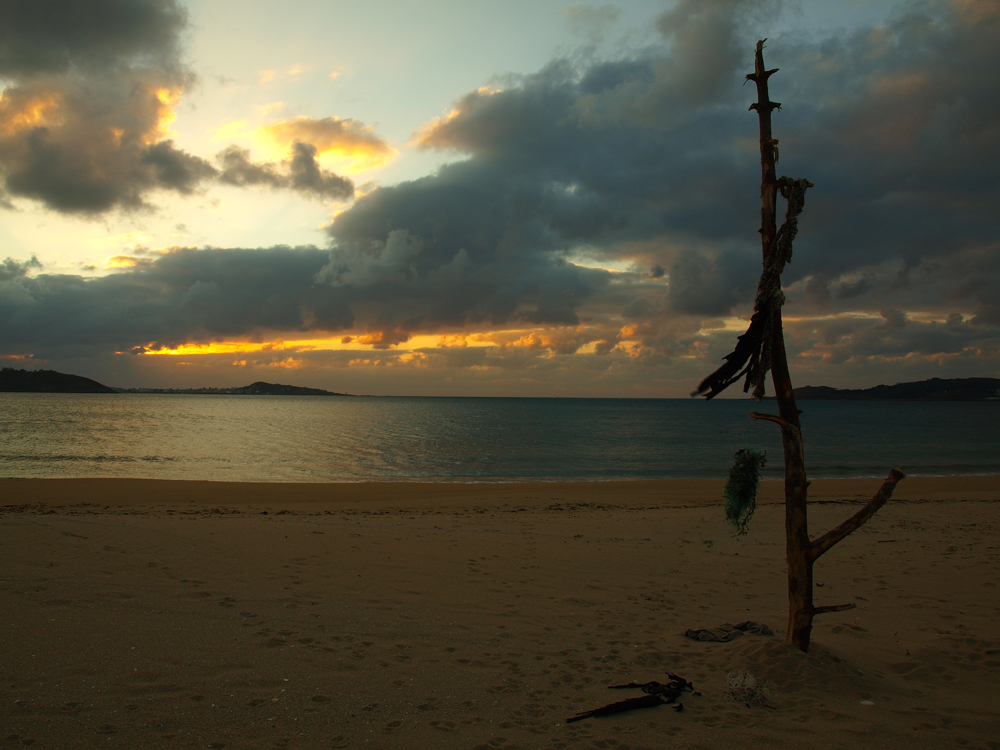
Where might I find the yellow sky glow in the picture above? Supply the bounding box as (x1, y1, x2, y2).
(135, 330, 553, 358)
(210, 117, 397, 176)
(145, 87, 183, 144)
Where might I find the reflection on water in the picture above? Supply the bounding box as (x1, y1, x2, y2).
(0, 393, 997, 482)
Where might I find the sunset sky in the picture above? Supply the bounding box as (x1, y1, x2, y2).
(1, 0, 997, 396)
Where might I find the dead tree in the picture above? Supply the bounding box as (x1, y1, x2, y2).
(693, 40, 905, 652)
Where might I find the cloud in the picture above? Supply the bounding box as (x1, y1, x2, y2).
(0, 0, 187, 77)
(0, 1, 370, 214)
(0, 76, 217, 212)
(286, 142, 354, 199)
(0, 255, 42, 282)
(321, 158, 616, 343)
(325, 0, 1000, 389)
(0, 0, 206, 213)
(216, 143, 354, 201)
(142, 140, 218, 194)
(0, 246, 352, 357)
(257, 116, 397, 173)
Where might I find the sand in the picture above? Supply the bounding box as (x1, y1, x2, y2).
(1, 476, 998, 749)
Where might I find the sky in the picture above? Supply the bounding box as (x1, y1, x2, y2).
(0, 0, 997, 396)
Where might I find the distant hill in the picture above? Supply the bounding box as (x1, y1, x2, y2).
(115, 380, 348, 396)
(1, 369, 349, 396)
(231, 381, 345, 396)
(793, 377, 1000, 401)
(0, 368, 117, 393)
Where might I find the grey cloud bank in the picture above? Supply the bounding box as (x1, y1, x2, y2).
(1, 0, 998, 393)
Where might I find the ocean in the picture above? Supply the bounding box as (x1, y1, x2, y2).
(1, 393, 997, 482)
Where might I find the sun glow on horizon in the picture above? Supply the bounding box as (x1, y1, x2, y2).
(127, 327, 602, 361)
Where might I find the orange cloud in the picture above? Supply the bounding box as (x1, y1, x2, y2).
(0, 89, 64, 135)
(353, 329, 410, 349)
(256, 116, 397, 174)
(144, 86, 183, 144)
(103, 255, 155, 270)
(411, 85, 501, 150)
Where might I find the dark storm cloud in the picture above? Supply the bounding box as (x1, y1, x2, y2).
(315, 0, 771, 341)
(216, 146, 286, 189)
(784, 310, 1000, 368)
(314, 0, 999, 366)
(0, 247, 352, 357)
(216, 144, 354, 201)
(688, 3, 996, 247)
(142, 140, 218, 194)
(0, 255, 41, 282)
(321, 158, 613, 340)
(0, 0, 187, 77)
(288, 143, 354, 200)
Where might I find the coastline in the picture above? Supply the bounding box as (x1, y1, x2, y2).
(1, 474, 998, 513)
(2, 475, 997, 749)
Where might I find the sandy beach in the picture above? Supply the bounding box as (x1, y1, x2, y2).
(1, 476, 998, 749)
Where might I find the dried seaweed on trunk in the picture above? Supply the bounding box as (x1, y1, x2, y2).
(692, 178, 811, 401)
(724, 448, 766, 534)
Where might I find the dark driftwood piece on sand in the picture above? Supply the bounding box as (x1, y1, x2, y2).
(566, 674, 697, 723)
(692, 40, 905, 653)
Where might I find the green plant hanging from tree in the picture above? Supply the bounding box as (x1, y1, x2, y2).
(693, 40, 906, 653)
(724, 448, 766, 535)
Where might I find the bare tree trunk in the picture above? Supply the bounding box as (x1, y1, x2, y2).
(745, 41, 904, 651)
(746, 40, 816, 651)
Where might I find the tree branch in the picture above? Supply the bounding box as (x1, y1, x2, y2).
(748, 411, 802, 441)
(809, 468, 906, 560)
(748, 411, 793, 430)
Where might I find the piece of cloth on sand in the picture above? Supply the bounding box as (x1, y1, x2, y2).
(684, 621, 774, 642)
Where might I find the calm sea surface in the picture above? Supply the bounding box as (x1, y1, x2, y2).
(0, 394, 997, 482)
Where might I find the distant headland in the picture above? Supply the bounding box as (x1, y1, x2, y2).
(791, 377, 1000, 401)
(0, 368, 117, 394)
(114, 381, 350, 396)
(0, 369, 348, 396)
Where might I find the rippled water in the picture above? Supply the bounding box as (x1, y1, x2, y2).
(0, 393, 997, 481)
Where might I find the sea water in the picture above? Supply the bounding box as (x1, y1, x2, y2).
(0, 393, 997, 482)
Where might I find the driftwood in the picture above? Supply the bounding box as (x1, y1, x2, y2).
(693, 40, 905, 652)
(566, 674, 697, 723)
